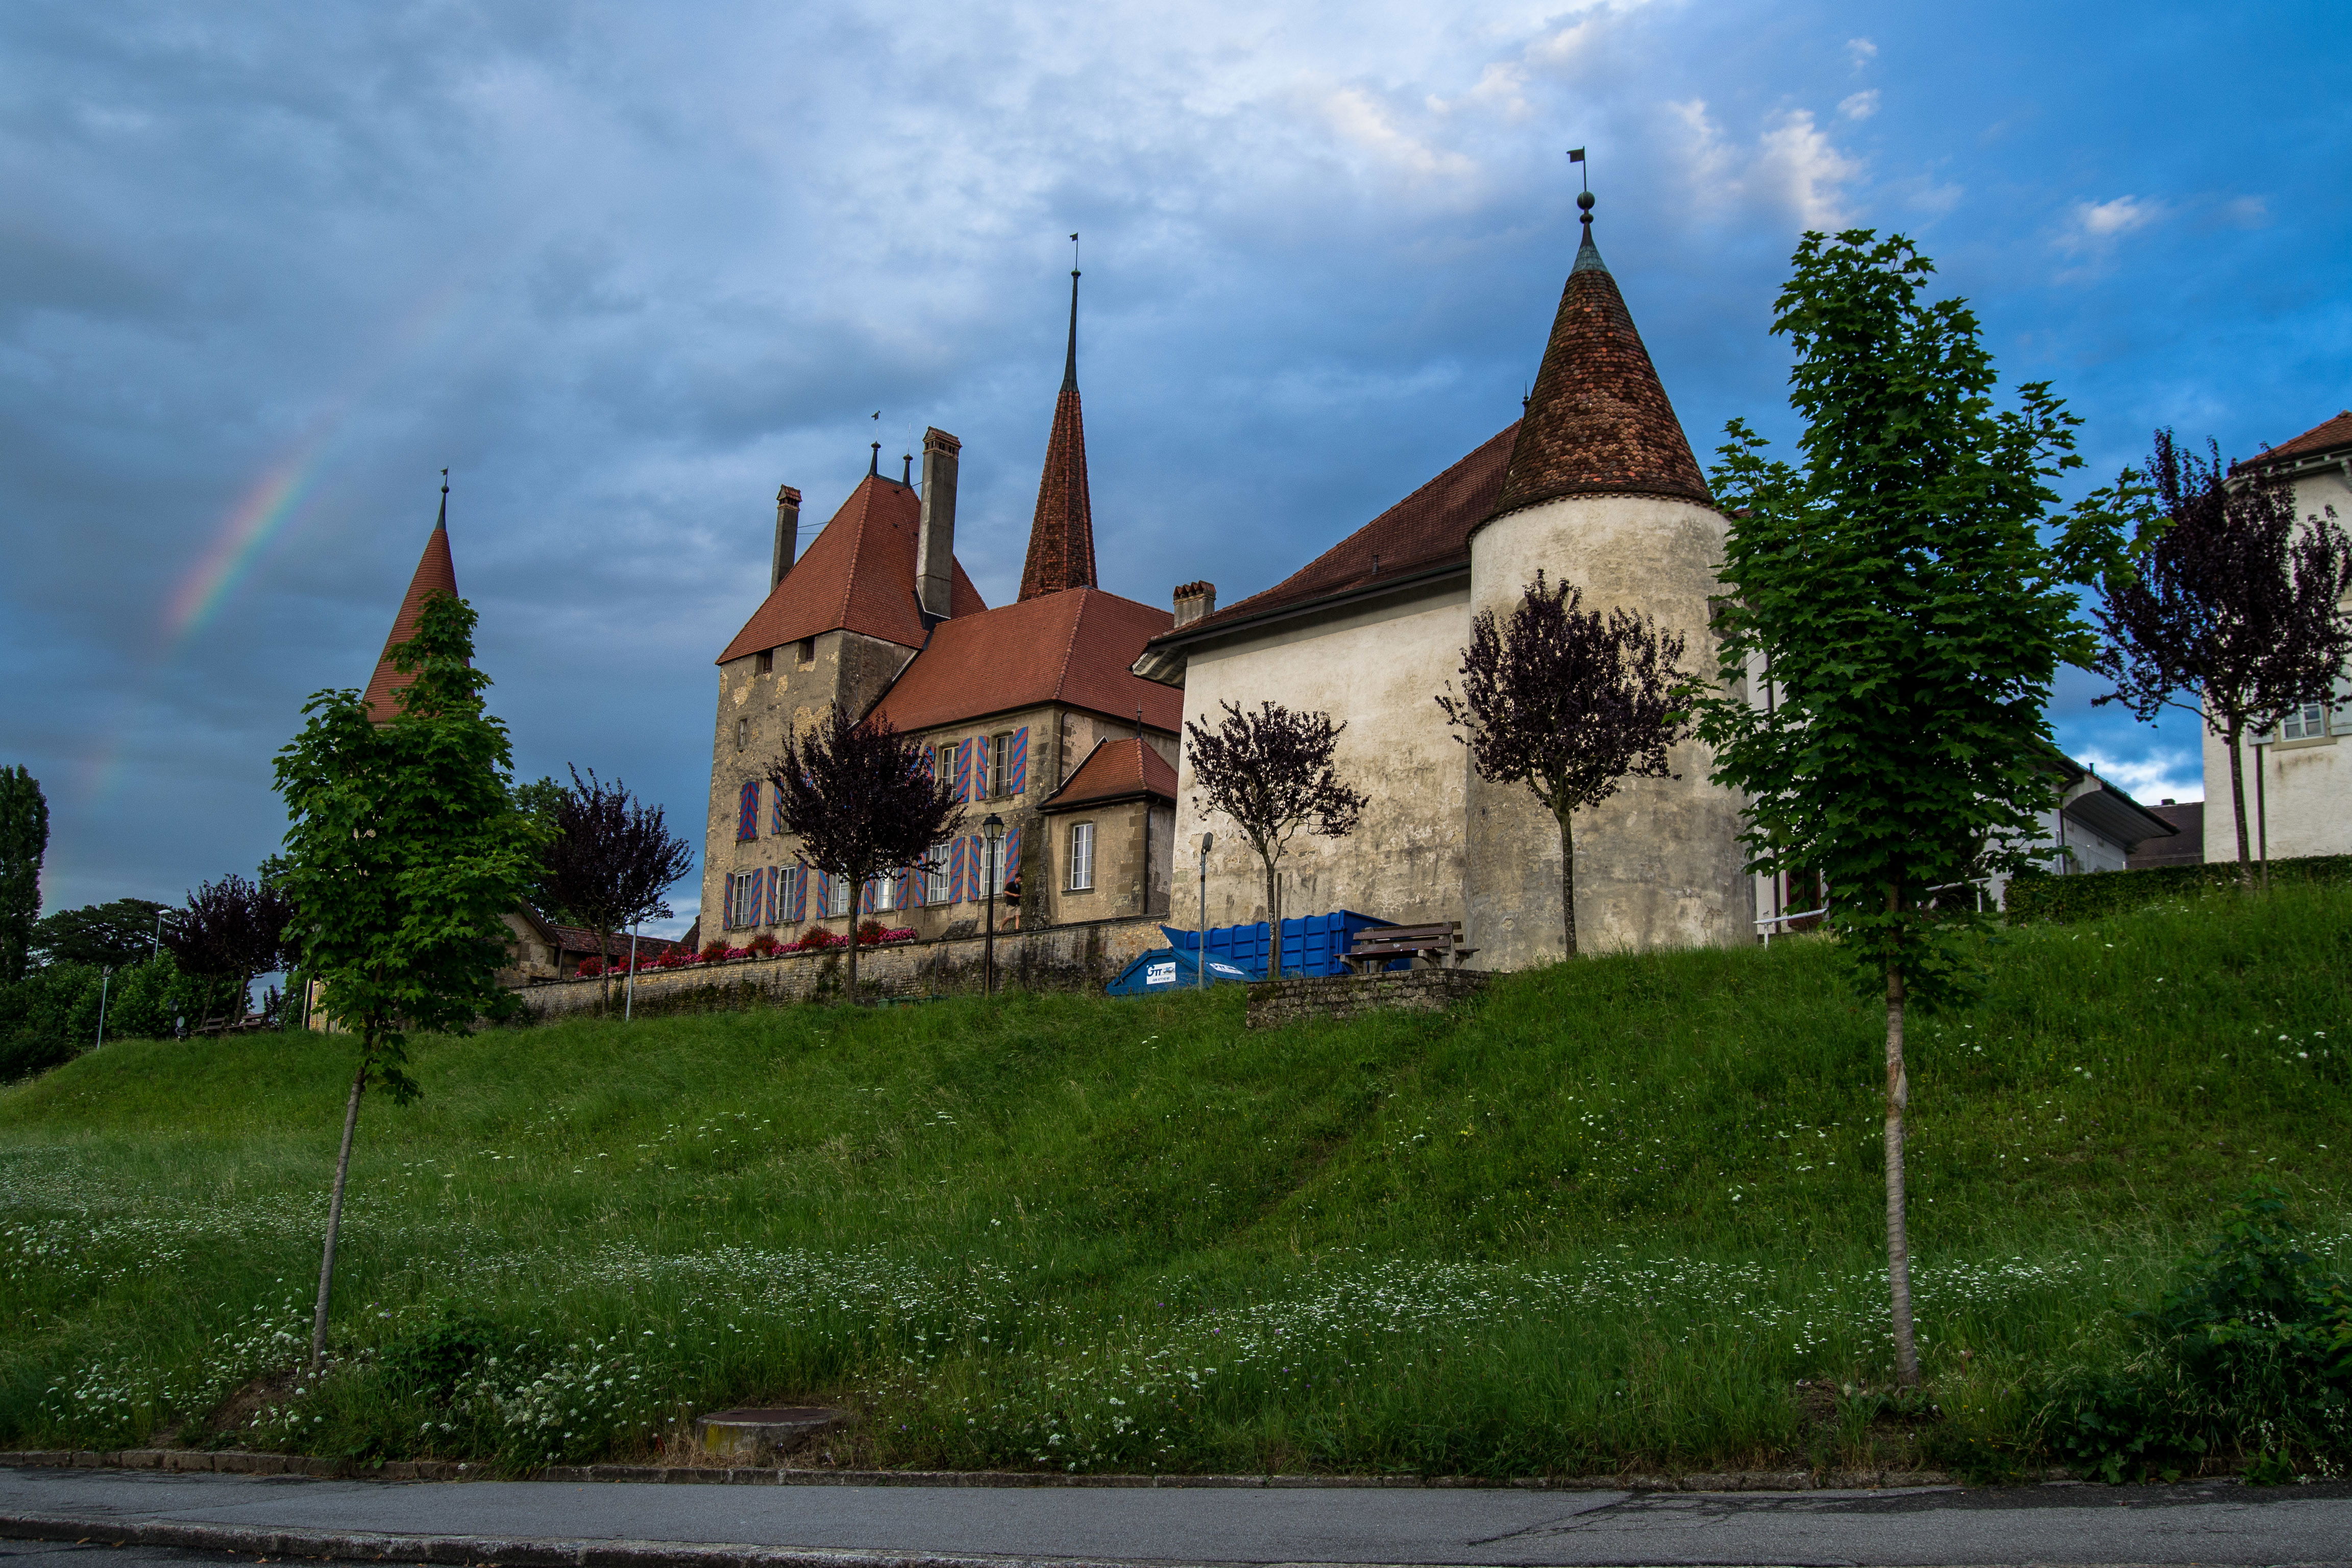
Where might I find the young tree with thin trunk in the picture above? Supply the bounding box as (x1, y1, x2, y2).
(0, 766, 45, 985)
(273, 592, 542, 1371)
(1696, 230, 2126, 1389)
(538, 766, 696, 1007)
(1183, 700, 1367, 978)
(163, 870, 296, 1030)
(2092, 430, 2352, 878)
(771, 707, 960, 1002)
(1437, 572, 1688, 958)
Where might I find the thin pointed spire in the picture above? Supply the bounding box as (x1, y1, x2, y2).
(1020, 240, 1098, 601)
(869, 441, 880, 477)
(1062, 233, 1081, 392)
(362, 474, 461, 723)
(1486, 188, 1708, 522)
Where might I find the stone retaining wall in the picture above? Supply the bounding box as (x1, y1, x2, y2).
(1245, 969, 1491, 1029)
(517, 915, 1166, 1020)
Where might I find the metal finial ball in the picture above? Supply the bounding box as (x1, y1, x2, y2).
(1577, 190, 1595, 212)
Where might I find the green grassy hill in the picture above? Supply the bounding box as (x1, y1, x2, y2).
(3, 886, 2347, 1478)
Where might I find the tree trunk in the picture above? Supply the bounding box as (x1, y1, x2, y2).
(1557, 805, 1578, 958)
(1262, 856, 1282, 978)
(845, 910, 860, 1003)
(310, 1052, 369, 1372)
(1883, 960, 1920, 1388)
(597, 922, 616, 1011)
(2225, 722, 2252, 886)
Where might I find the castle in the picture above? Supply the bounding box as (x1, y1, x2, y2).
(697, 270, 1185, 947)
(698, 194, 1756, 966)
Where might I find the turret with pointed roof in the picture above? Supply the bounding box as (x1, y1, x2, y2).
(1018, 267, 1098, 600)
(1483, 192, 1709, 525)
(363, 476, 459, 723)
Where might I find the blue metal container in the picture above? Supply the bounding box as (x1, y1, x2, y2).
(1161, 910, 1400, 979)
(1105, 947, 1254, 996)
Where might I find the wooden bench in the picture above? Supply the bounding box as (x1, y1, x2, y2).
(1342, 921, 1478, 973)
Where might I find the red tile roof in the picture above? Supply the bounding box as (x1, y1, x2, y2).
(1145, 422, 1518, 648)
(869, 587, 1182, 733)
(1039, 736, 1177, 812)
(2256, 410, 2352, 465)
(716, 474, 984, 664)
(363, 515, 458, 723)
(549, 925, 678, 961)
(1485, 215, 1709, 521)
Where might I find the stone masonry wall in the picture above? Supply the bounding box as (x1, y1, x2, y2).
(517, 914, 1167, 1021)
(1244, 969, 1491, 1030)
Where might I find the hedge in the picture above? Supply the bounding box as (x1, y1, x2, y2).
(2004, 853, 2352, 924)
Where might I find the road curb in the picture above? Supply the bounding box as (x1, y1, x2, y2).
(0, 1450, 1962, 1492)
(0, 1512, 1146, 1568)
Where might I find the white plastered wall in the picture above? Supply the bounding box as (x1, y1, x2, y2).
(1169, 582, 1472, 934)
(1464, 492, 1750, 966)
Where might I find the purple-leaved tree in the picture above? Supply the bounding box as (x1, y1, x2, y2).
(2093, 429, 2352, 880)
(1183, 700, 1367, 977)
(771, 708, 961, 1001)
(1437, 572, 1688, 959)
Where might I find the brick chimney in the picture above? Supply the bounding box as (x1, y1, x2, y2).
(771, 484, 801, 589)
(1172, 580, 1215, 627)
(916, 428, 961, 621)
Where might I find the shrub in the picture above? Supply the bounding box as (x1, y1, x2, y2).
(746, 933, 780, 955)
(791, 928, 844, 951)
(576, 958, 603, 978)
(378, 1311, 514, 1404)
(700, 940, 729, 962)
(2042, 1190, 2352, 1481)
(2005, 854, 2352, 924)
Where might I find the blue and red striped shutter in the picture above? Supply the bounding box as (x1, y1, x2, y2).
(790, 861, 807, 922)
(764, 865, 778, 924)
(771, 785, 786, 836)
(1008, 728, 1027, 794)
(814, 869, 830, 917)
(860, 877, 875, 915)
(737, 780, 758, 841)
(1003, 826, 1022, 889)
(949, 837, 968, 902)
(895, 866, 915, 911)
(954, 739, 973, 802)
(920, 746, 936, 780)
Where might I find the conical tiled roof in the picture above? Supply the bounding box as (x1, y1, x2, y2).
(363, 489, 459, 723)
(1019, 271, 1098, 600)
(1485, 201, 1709, 523)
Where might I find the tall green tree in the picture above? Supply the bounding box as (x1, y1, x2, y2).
(273, 592, 541, 1369)
(30, 898, 171, 969)
(1696, 231, 2125, 1387)
(0, 766, 46, 983)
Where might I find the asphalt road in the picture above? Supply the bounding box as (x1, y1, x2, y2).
(6, 1465, 2351, 1567)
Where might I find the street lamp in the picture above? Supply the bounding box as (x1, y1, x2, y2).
(982, 812, 1005, 996)
(1197, 831, 1214, 992)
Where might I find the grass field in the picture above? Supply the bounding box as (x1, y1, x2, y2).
(2, 885, 2347, 1478)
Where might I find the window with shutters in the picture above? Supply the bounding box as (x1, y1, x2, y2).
(724, 871, 759, 928)
(2283, 701, 2329, 741)
(1068, 822, 1095, 891)
(828, 872, 852, 918)
(974, 735, 993, 799)
(989, 733, 1010, 797)
(875, 872, 897, 913)
(777, 863, 802, 922)
(926, 844, 950, 905)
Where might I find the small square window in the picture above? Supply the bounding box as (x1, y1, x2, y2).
(755, 649, 773, 675)
(2282, 701, 2329, 742)
(796, 638, 817, 666)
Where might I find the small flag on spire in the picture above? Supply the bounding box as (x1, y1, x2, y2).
(1567, 148, 1585, 162)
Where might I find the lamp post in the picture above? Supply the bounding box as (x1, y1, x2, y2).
(94, 967, 111, 1049)
(624, 922, 640, 1021)
(1197, 831, 1214, 991)
(983, 813, 1004, 996)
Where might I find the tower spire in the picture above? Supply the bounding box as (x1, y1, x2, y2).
(1019, 237, 1097, 601)
(362, 473, 460, 724)
(1485, 187, 1708, 522)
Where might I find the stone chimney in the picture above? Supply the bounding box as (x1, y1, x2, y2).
(771, 484, 801, 589)
(916, 427, 961, 621)
(1172, 580, 1216, 627)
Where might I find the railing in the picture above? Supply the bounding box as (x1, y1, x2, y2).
(1753, 880, 1989, 944)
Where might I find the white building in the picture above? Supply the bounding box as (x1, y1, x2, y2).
(2201, 410, 2352, 864)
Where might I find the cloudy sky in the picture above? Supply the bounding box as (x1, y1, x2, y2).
(4, 0, 2345, 927)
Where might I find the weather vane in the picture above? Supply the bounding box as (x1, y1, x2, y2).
(1568, 147, 1587, 191)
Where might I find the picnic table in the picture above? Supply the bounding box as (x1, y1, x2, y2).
(1340, 921, 1478, 973)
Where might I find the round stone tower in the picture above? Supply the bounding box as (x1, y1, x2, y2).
(1462, 193, 1750, 967)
